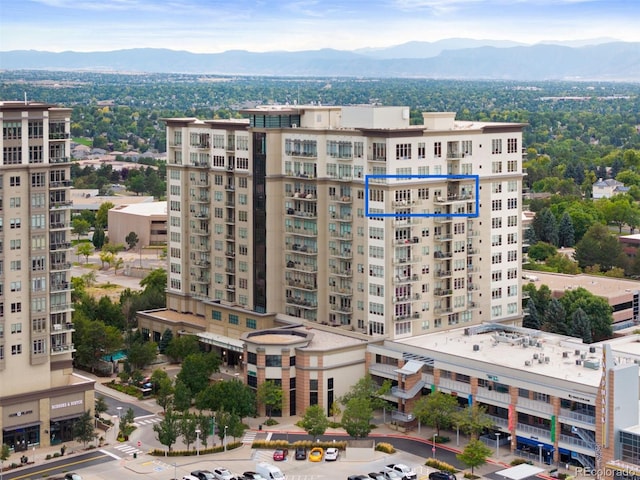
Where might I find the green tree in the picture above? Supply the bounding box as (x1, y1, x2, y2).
(558, 212, 576, 247)
(195, 380, 256, 418)
(340, 373, 391, 410)
(72, 218, 91, 240)
(76, 242, 94, 264)
(559, 287, 613, 342)
(155, 376, 174, 414)
(574, 223, 625, 272)
(127, 174, 146, 195)
(457, 439, 493, 475)
(176, 352, 220, 395)
(341, 397, 374, 439)
(158, 328, 173, 354)
(542, 298, 568, 335)
(1, 443, 11, 475)
(533, 208, 559, 246)
(119, 407, 135, 438)
(523, 298, 541, 330)
(154, 408, 179, 453)
(140, 268, 167, 294)
(453, 404, 494, 440)
(528, 242, 557, 262)
(73, 410, 97, 447)
(126, 341, 157, 370)
(173, 379, 192, 412)
(73, 318, 122, 372)
(126, 231, 139, 250)
(95, 395, 109, 418)
(166, 335, 201, 363)
(99, 250, 114, 270)
(300, 405, 330, 440)
(570, 308, 593, 343)
(257, 380, 284, 419)
(112, 256, 124, 275)
(179, 413, 199, 451)
(413, 391, 458, 436)
(92, 226, 106, 249)
(96, 201, 115, 229)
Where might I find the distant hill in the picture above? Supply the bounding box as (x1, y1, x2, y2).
(2, 40, 639, 81)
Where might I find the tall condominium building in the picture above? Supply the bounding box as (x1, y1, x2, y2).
(0, 102, 93, 452)
(157, 105, 526, 351)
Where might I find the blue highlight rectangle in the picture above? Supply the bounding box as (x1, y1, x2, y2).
(364, 174, 480, 218)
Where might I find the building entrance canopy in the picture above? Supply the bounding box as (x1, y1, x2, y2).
(197, 332, 244, 353)
(496, 464, 545, 480)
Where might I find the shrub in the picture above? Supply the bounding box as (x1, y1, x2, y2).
(464, 474, 480, 479)
(251, 439, 348, 451)
(434, 435, 450, 444)
(510, 458, 533, 466)
(149, 441, 242, 457)
(328, 421, 341, 428)
(264, 418, 279, 426)
(375, 442, 396, 454)
(425, 459, 458, 473)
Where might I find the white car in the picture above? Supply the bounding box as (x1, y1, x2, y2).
(212, 468, 234, 480)
(324, 447, 339, 461)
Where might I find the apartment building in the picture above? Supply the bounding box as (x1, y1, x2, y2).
(151, 105, 526, 350)
(0, 101, 94, 451)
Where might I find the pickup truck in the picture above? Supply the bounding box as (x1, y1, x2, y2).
(385, 464, 417, 480)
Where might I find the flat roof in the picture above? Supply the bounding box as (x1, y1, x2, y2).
(243, 325, 368, 351)
(396, 324, 640, 388)
(527, 271, 640, 300)
(111, 201, 167, 217)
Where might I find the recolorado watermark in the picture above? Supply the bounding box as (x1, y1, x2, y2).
(575, 467, 636, 476)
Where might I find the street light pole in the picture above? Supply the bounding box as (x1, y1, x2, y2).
(433, 433, 437, 459)
(224, 426, 228, 452)
(173, 462, 177, 480)
(496, 433, 501, 458)
(196, 429, 201, 456)
(117, 406, 122, 420)
(538, 444, 543, 464)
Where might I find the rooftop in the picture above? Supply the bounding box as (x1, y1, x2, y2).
(526, 271, 640, 300)
(396, 324, 640, 388)
(111, 201, 167, 217)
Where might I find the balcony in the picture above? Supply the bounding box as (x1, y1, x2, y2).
(52, 322, 75, 332)
(51, 303, 73, 313)
(330, 195, 352, 204)
(290, 192, 317, 201)
(224, 184, 235, 191)
(51, 344, 75, 355)
(225, 234, 235, 242)
(194, 259, 211, 267)
(49, 157, 70, 164)
(559, 408, 596, 426)
(330, 249, 352, 259)
(224, 250, 235, 258)
(50, 200, 72, 209)
(393, 256, 421, 265)
(286, 209, 317, 219)
(395, 237, 419, 245)
(330, 231, 352, 240)
(285, 297, 318, 309)
(285, 226, 318, 237)
(226, 284, 235, 291)
(50, 242, 72, 251)
(49, 132, 70, 140)
(367, 155, 387, 162)
(50, 281, 71, 292)
(191, 195, 210, 203)
(193, 243, 211, 252)
(433, 307, 453, 315)
(329, 267, 352, 277)
(434, 216, 453, 224)
(435, 270, 452, 278)
(224, 266, 235, 273)
(332, 213, 352, 222)
(434, 234, 453, 242)
(330, 286, 352, 296)
(434, 193, 474, 205)
(467, 248, 480, 255)
(192, 227, 209, 236)
(49, 180, 72, 189)
(191, 275, 210, 284)
(288, 243, 317, 255)
(194, 212, 210, 220)
(287, 279, 317, 291)
(394, 274, 419, 284)
(285, 171, 315, 180)
(393, 294, 421, 303)
(392, 218, 421, 226)
(434, 288, 453, 297)
(286, 261, 317, 273)
(51, 262, 72, 271)
(191, 161, 210, 168)
(434, 251, 452, 259)
(50, 222, 70, 230)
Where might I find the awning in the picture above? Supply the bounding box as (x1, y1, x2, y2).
(496, 464, 545, 480)
(395, 360, 424, 375)
(196, 332, 244, 353)
(3, 421, 42, 431)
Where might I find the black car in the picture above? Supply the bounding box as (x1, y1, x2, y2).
(429, 472, 457, 480)
(295, 446, 307, 460)
(348, 476, 370, 480)
(242, 473, 265, 480)
(369, 474, 386, 480)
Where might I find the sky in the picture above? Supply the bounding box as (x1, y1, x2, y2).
(1, 0, 639, 53)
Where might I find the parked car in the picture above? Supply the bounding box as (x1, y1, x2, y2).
(309, 447, 324, 462)
(192, 471, 216, 480)
(65, 474, 83, 480)
(273, 448, 288, 461)
(325, 447, 339, 461)
(294, 446, 307, 460)
(182, 476, 200, 480)
(369, 473, 386, 480)
(213, 468, 235, 480)
(429, 473, 457, 480)
(383, 471, 403, 480)
(348, 476, 370, 480)
(242, 472, 266, 480)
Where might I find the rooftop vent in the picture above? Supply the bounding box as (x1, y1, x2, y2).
(473, 344, 480, 351)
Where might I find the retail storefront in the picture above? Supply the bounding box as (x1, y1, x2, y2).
(49, 393, 86, 445)
(2, 400, 41, 451)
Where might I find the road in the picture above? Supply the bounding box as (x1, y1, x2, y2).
(99, 390, 156, 419)
(3, 450, 114, 480)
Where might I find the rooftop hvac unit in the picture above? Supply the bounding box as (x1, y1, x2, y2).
(589, 346, 596, 353)
(581, 353, 587, 360)
(575, 350, 581, 356)
(538, 357, 544, 364)
(576, 360, 582, 366)
(525, 360, 532, 367)
(533, 354, 539, 360)
(473, 344, 480, 351)
(545, 356, 550, 363)
(584, 359, 600, 370)
(562, 352, 569, 358)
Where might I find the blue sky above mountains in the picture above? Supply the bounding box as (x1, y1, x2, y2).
(1, 0, 638, 53)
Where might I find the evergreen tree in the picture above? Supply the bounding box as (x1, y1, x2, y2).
(158, 328, 173, 354)
(523, 298, 540, 330)
(154, 408, 179, 453)
(542, 298, 568, 335)
(92, 226, 106, 249)
(570, 308, 593, 343)
(540, 208, 559, 246)
(558, 212, 576, 248)
(73, 410, 97, 448)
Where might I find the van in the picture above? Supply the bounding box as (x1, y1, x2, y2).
(256, 462, 285, 480)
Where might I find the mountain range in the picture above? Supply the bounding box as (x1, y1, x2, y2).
(2, 39, 639, 81)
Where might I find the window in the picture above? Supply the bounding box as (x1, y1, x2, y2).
(434, 142, 442, 158)
(11, 344, 22, 355)
(212, 310, 222, 321)
(11, 323, 22, 334)
(492, 200, 502, 211)
(396, 143, 411, 160)
(10, 239, 21, 250)
(492, 217, 502, 229)
(229, 314, 239, 325)
(11, 302, 21, 313)
(10, 176, 20, 187)
(10, 260, 21, 271)
(492, 139, 502, 154)
(507, 138, 518, 153)
(33, 339, 46, 355)
(265, 355, 281, 367)
(246, 318, 257, 329)
(492, 161, 502, 173)
(31, 173, 45, 187)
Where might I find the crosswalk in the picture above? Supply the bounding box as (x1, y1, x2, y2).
(133, 415, 162, 427)
(242, 429, 258, 444)
(113, 442, 145, 457)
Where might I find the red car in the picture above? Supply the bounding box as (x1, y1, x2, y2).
(273, 449, 288, 461)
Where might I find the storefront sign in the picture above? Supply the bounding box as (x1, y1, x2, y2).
(51, 399, 83, 410)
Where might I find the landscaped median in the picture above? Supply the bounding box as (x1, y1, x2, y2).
(149, 441, 242, 456)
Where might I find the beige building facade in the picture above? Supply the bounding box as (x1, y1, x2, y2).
(0, 101, 94, 452)
(107, 201, 168, 247)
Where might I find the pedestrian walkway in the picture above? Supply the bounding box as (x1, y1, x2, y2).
(113, 442, 146, 458)
(242, 429, 258, 444)
(133, 414, 162, 427)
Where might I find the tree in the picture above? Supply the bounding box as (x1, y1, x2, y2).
(558, 212, 576, 247)
(173, 379, 192, 413)
(560, 287, 613, 342)
(300, 405, 330, 440)
(73, 318, 122, 372)
(72, 218, 91, 240)
(340, 373, 391, 411)
(542, 298, 568, 335)
(257, 380, 284, 419)
(92, 226, 106, 249)
(99, 250, 114, 270)
(330, 401, 342, 423)
(341, 397, 374, 439)
(457, 439, 493, 475)
(73, 410, 97, 448)
(570, 308, 593, 343)
(533, 208, 559, 246)
(0, 443, 10, 477)
(119, 407, 135, 438)
(126, 231, 139, 250)
(158, 328, 173, 354)
(179, 413, 199, 451)
(96, 201, 115, 229)
(176, 352, 220, 395)
(126, 341, 157, 370)
(155, 376, 174, 414)
(527, 242, 557, 262)
(166, 335, 201, 363)
(523, 298, 541, 330)
(76, 242, 94, 264)
(95, 395, 109, 418)
(140, 268, 167, 294)
(413, 391, 458, 436)
(574, 223, 625, 272)
(112, 256, 124, 275)
(154, 409, 179, 453)
(195, 380, 256, 419)
(453, 404, 494, 440)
